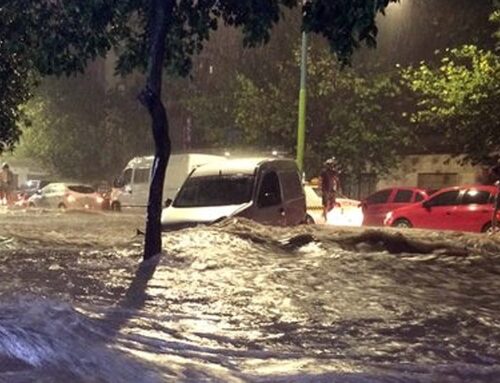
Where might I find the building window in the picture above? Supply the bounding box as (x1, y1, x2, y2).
(417, 173, 458, 190)
(343, 173, 377, 200)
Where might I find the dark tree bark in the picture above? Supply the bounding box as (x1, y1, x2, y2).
(139, 0, 174, 260)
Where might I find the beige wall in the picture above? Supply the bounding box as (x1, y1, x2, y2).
(377, 154, 480, 190)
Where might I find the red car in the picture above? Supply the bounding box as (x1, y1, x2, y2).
(361, 187, 429, 226)
(384, 185, 499, 233)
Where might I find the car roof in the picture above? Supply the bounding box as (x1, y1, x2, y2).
(380, 187, 428, 192)
(433, 184, 498, 193)
(43, 182, 93, 188)
(191, 157, 297, 177)
(125, 153, 225, 169)
(366, 187, 428, 197)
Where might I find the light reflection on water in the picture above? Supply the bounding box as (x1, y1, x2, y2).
(0, 214, 500, 382)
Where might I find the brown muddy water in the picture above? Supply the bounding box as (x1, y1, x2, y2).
(0, 210, 500, 382)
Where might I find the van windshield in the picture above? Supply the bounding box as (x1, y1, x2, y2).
(174, 175, 254, 207)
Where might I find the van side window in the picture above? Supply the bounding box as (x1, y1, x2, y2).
(281, 171, 303, 200)
(122, 169, 133, 186)
(134, 168, 150, 184)
(258, 171, 282, 207)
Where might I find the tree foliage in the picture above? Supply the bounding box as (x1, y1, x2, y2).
(402, 44, 500, 164)
(1, 0, 398, 140)
(185, 46, 410, 181)
(17, 74, 153, 181)
(311, 57, 410, 179)
(401, 4, 500, 165)
(0, 8, 33, 149)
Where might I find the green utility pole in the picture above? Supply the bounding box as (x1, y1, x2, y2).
(296, 28, 308, 173)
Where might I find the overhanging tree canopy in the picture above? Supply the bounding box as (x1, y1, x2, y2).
(402, 6, 500, 166)
(1, 0, 398, 259)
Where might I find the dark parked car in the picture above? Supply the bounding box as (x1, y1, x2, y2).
(384, 185, 499, 233)
(361, 187, 429, 226)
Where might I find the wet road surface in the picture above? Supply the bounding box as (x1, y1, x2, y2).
(0, 210, 500, 382)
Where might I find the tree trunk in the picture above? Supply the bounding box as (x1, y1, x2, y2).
(140, 0, 174, 260)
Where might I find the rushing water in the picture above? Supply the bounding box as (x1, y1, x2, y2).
(0, 214, 500, 382)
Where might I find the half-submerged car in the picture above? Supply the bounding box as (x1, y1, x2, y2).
(161, 157, 306, 231)
(384, 185, 500, 233)
(28, 183, 104, 210)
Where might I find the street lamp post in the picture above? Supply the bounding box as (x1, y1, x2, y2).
(296, 2, 308, 174)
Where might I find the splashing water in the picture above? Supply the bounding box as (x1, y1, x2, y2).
(0, 213, 500, 382)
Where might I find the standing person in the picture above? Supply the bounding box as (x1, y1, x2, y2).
(490, 159, 500, 232)
(320, 158, 341, 221)
(1, 163, 14, 206)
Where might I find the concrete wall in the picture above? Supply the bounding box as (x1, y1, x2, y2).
(377, 154, 480, 190)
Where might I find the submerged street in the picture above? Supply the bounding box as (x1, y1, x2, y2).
(2, 0, 499, 381)
(0, 211, 500, 382)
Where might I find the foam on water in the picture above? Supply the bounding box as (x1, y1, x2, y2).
(0, 218, 500, 382)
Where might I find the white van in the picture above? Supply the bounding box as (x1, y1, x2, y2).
(111, 153, 225, 210)
(161, 157, 306, 230)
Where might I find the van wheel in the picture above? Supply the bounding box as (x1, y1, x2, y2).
(304, 214, 315, 224)
(392, 218, 412, 229)
(58, 203, 66, 210)
(111, 201, 121, 212)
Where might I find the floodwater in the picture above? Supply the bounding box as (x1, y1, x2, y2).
(0, 211, 500, 382)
